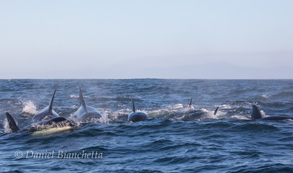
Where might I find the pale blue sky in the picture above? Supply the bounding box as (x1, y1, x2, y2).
(0, 0, 293, 79)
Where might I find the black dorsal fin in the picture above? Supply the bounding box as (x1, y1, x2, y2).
(79, 86, 87, 113)
(189, 97, 193, 109)
(214, 107, 219, 115)
(5, 112, 20, 133)
(251, 105, 262, 119)
(48, 90, 56, 113)
(132, 99, 136, 112)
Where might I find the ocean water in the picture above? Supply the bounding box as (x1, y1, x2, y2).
(0, 79, 293, 172)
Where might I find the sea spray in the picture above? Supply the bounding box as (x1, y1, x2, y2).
(22, 100, 37, 115)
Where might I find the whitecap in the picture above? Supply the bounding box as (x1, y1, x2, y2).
(261, 95, 270, 99)
(70, 95, 79, 99)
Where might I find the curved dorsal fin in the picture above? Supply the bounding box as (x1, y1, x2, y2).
(251, 105, 262, 119)
(79, 86, 87, 113)
(48, 90, 56, 113)
(132, 99, 136, 112)
(189, 97, 193, 109)
(5, 112, 20, 133)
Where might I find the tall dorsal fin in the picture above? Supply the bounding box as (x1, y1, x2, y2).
(251, 105, 262, 119)
(189, 98, 192, 109)
(48, 90, 56, 113)
(5, 112, 20, 133)
(79, 86, 87, 113)
(214, 107, 219, 115)
(132, 99, 136, 112)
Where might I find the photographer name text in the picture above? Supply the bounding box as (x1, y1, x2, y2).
(15, 150, 103, 159)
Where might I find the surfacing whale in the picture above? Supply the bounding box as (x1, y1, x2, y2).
(5, 112, 74, 133)
(189, 98, 193, 109)
(251, 105, 293, 120)
(31, 90, 59, 123)
(128, 99, 148, 122)
(214, 107, 219, 115)
(5, 112, 20, 133)
(72, 86, 102, 123)
(4, 90, 73, 133)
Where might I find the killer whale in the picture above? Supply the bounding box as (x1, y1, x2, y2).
(128, 99, 149, 122)
(5, 112, 74, 133)
(31, 90, 59, 123)
(251, 105, 293, 120)
(5, 112, 20, 133)
(188, 97, 219, 116)
(72, 86, 102, 123)
(214, 107, 219, 115)
(189, 98, 193, 109)
(27, 116, 74, 132)
(4, 90, 73, 133)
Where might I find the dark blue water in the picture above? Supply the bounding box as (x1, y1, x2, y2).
(1, 79, 293, 172)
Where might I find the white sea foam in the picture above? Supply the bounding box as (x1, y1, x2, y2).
(201, 108, 219, 119)
(261, 95, 270, 99)
(22, 100, 38, 115)
(71, 105, 79, 109)
(260, 110, 267, 117)
(173, 104, 183, 109)
(99, 109, 111, 123)
(70, 95, 90, 99)
(70, 95, 79, 99)
(222, 104, 232, 109)
(230, 115, 250, 120)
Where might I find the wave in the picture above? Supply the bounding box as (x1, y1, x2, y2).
(271, 91, 293, 99)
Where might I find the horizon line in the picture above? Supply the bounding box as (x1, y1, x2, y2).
(1, 78, 292, 80)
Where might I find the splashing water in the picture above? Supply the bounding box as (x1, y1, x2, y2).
(1, 79, 293, 172)
(22, 100, 37, 115)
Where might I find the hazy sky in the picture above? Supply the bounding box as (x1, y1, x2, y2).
(0, 1, 293, 79)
